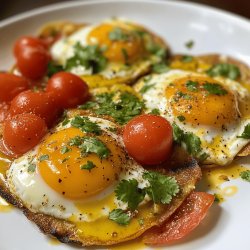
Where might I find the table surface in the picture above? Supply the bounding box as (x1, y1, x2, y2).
(0, 0, 250, 21)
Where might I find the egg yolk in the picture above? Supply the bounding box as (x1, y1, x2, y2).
(38, 127, 125, 200)
(87, 24, 145, 63)
(165, 76, 239, 127)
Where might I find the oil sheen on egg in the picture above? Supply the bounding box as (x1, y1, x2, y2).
(50, 19, 167, 86)
(6, 116, 168, 243)
(134, 69, 250, 166)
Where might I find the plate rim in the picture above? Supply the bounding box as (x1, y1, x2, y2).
(0, 0, 250, 29)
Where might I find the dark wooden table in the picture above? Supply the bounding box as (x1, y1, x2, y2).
(0, 0, 249, 21)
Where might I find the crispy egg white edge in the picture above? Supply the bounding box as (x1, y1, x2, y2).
(6, 116, 150, 222)
(50, 20, 158, 79)
(135, 69, 250, 165)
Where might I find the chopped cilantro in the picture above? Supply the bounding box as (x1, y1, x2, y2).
(69, 136, 110, 159)
(206, 63, 241, 80)
(181, 55, 193, 62)
(38, 154, 49, 162)
(47, 61, 63, 77)
(143, 171, 179, 204)
(149, 108, 160, 115)
(186, 80, 198, 92)
(109, 27, 129, 41)
(177, 115, 185, 122)
(138, 218, 144, 226)
(61, 146, 71, 154)
(115, 179, 145, 211)
(172, 123, 208, 160)
(65, 43, 107, 73)
(121, 48, 129, 64)
(174, 91, 191, 101)
(61, 157, 69, 163)
(140, 83, 155, 94)
(203, 82, 227, 96)
(80, 161, 96, 171)
(152, 63, 170, 74)
(185, 40, 194, 49)
(71, 116, 102, 135)
(240, 170, 250, 182)
(27, 163, 36, 173)
(79, 92, 144, 125)
(109, 209, 130, 226)
(62, 118, 70, 126)
(237, 124, 250, 139)
(145, 39, 167, 61)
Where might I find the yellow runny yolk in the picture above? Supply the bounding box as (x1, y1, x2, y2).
(38, 127, 125, 200)
(165, 76, 239, 127)
(87, 24, 145, 64)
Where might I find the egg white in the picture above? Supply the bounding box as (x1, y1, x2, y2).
(7, 116, 150, 222)
(134, 69, 250, 165)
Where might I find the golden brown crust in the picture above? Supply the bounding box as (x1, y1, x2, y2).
(0, 159, 201, 246)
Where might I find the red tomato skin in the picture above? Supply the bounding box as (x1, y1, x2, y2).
(14, 36, 47, 57)
(9, 90, 60, 127)
(0, 73, 29, 102)
(46, 72, 89, 109)
(143, 192, 214, 245)
(123, 114, 173, 165)
(2, 113, 47, 156)
(15, 46, 50, 80)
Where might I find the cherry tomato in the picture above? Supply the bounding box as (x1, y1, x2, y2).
(3, 113, 47, 156)
(0, 73, 29, 102)
(14, 36, 47, 57)
(123, 114, 173, 165)
(46, 72, 89, 109)
(15, 46, 50, 80)
(9, 90, 60, 127)
(143, 192, 214, 245)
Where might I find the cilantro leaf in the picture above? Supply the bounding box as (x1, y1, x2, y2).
(115, 179, 145, 211)
(47, 61, 63, 77)
(61, 146, 71, 154)
(71, 116, 102, 135)
(181, 55, 193, 62)
(80, 161, 96, 171)
(27, 163, 36, 173)
(109, 209, 130, 226)
(140, 83, 155, 94)
(237, 124, 250, 139)
(186, 80, 198, 92)
(109, 27, 129, 41)
(185, 40, 194, 49)
(38, 154, 49, 162)
(203, 82, 227, 96)
(149, 108, 160, 115)
(143, 171, 179, 204)
(65, 43, 107, 73)
(69, 136, 110, 159)
(177, 115, 185, 122)
(80, 92, 144, 125)
(206, 63, 241, 80)
(152, 63, 170, 74)
(240, 170, 250, 182)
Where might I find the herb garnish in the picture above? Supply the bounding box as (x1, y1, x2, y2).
(79, 92, 144, 125)
(185, 40, 194, 49)
(203, 82, 227, 96)
(109, 27, 129, 41)
(181, 55, 193, 63)
(69, 136, 110, 159)
(206, 63, 241, 80)
(140, 83, 155, 94)
(186, 80, 198, 92)
(61, 146, 71, 154)
(240, 170, 250, 182)
(115, 179, 145, 211)
(152, 63, 170, 74)
(177, 115, 185, 122)
(81, 161, 96, 171)
(27, 163, 36, 173)
(109, 209, 131, 226)
(173, 123, 208, 160)
(149, 108, 160, 115)
(65, 43, 107, 73)
(38, 154, 49, 162)
(47, 61, 64, 77)
(71, 116, 102, 135)
(237, 124, 250, 139)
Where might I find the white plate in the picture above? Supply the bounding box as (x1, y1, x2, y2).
(0, 1, 250, 250)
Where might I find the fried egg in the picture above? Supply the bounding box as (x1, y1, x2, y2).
(134, 69, 250, 166)
(5, 115, 174, 243)
(50, 18, 168, 88)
